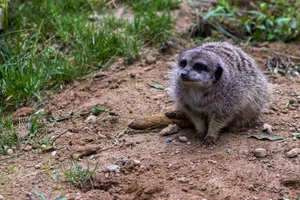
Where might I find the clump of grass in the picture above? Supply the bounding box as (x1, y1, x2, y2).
(0, 117, 18, 154)
(62, 160, 98, 188)
(202, 0, 300, 42)
(126, 0, 181, 12)
(1, 0, 179, 110)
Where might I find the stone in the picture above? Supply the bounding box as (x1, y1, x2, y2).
(84, 115, 97, 123)
(178, 177, 189, 183)
(133, 159, 141, 166)
(7, 149, 14, 156)
(160, 124, 179, 136)
(254, 148, 267, 158)
(145, 55, 156, 65)
(262, 123, 273, 135)
(106, 165, 120, 173)
(286, 148, 300, 158)
(178, 136, 188, 143)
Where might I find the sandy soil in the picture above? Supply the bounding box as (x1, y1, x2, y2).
(1, 3, 300, 200)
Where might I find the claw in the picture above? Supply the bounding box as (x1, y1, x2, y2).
(203, 135, 217, 145)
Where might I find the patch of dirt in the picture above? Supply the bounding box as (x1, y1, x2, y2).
(1, 41, 300, 200)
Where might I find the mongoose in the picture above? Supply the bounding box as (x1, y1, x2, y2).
(170, 41, 271, 145)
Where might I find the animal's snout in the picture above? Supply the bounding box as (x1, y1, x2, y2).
(180, 71, 188, 79)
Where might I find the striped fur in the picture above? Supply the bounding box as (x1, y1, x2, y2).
(170, 41, 271, 144)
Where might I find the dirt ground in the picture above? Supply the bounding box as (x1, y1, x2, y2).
(1, 4, 300, 200)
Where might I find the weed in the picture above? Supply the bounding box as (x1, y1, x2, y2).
(0, 117, 18, 153)
(203, 0, 300, 42)
(7, 165, 16, 174)
(62, 160, 98, 188)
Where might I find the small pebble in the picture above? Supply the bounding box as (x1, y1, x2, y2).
(35, 163, 42, 169)
(115, 157, 129, 166)
(178, 177, 189, 183)
(262, 123, 273, 135)
(145, 55, 156, 65)
(160, 124, 179, 136)
(286, 148, 300, 158)
(166, 138, 174, 143)
(207, 160, 217, 164)
(106, 165, 121, 173)
(254, 148, 267, 158)
(84, 115, 97, 123)
(7, 149, 14, 156)
(133, 159, 141, 166)
(178, 136, 188, 143)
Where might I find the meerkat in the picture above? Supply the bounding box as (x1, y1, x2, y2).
(170, 41, 271, 145)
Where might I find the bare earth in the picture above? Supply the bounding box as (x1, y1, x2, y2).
(0, 40, 300, 200)
(1, 5, 300, 199)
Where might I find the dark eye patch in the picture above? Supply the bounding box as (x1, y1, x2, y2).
(193, 63, 207, 72)
(179, 59, 187, 68)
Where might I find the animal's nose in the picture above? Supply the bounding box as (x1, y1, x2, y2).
(180, 71, 188, 79)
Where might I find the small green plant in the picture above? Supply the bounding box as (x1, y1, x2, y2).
(0, 117, 18, 154)
(203, 0, 300, 42)
(91, 106, 105, 116)
(62, 160, 98, 188)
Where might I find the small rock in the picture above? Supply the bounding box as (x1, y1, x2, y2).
(143, 66, 153, 71)
(286, 148, 300, 158)
(84, 115, 97, 123)
(115, 157, 129, 166)
(145, 55, 156, 65)
(50, 135, 56, 142)
(35, 163, 42, 169)
(262, 123, 273, 134)
(254, 148, 267, 158)
(160, 124, 179, 136)
(133, 159, 141, 166)
(0, 194, 4, 200)
(187, 142, 191, 145)
(178, 177, 189, 183)
(207, 160, 217, 164)
(106, 165, 120, 173)
(7, 149, 14, 155)
(178, 136, 188, 143)
(165, 138, 174, 143)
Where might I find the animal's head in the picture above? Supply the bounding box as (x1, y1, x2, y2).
(174, 47, 224, 88)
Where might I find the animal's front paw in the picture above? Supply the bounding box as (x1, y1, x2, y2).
(203, 135, 217, 145)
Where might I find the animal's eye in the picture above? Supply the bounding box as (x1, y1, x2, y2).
(179, 59, 187, 68)
(193, 63, 207, 71)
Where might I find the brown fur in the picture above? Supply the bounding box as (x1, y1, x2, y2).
(170, 41, 271, 144)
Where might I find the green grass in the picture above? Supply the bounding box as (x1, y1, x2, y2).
(202, 0, 300, 42)
(62, 160, 98, 188)
(0, 0, 179, 110)
(0, 117, 18, 154)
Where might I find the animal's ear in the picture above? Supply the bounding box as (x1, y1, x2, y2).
(214, 65, 223, 81)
